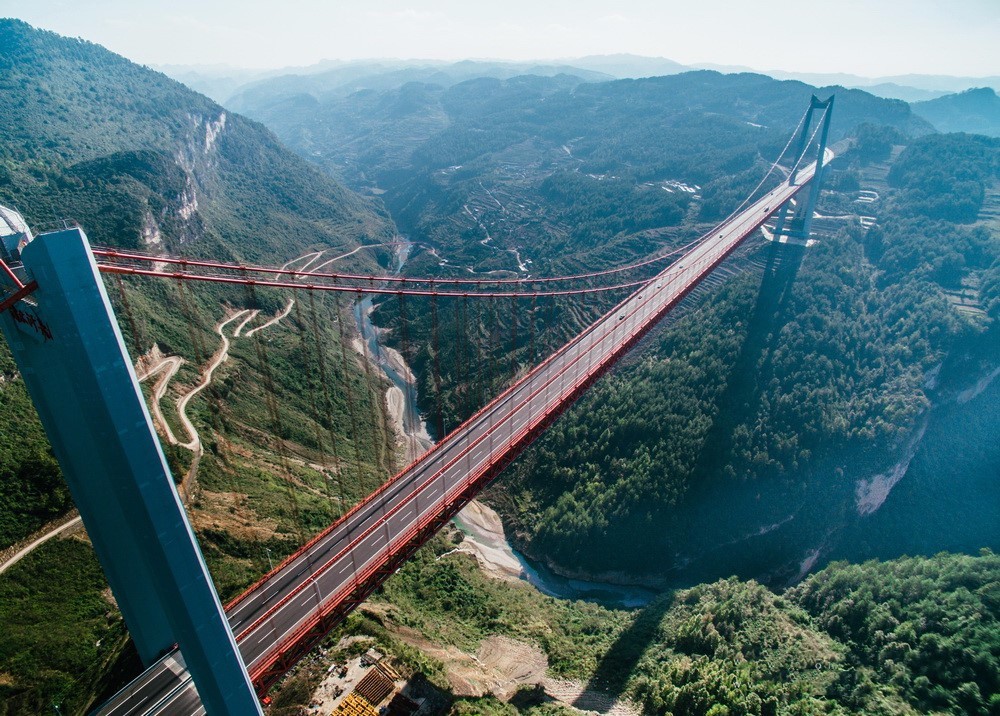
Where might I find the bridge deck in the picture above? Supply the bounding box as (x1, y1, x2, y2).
(96, 158, 821, 715)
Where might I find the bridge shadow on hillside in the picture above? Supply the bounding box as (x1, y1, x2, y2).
(571, 593, 674, 710)
(570, 242, 807, 708)
(690, 240, 806, 483)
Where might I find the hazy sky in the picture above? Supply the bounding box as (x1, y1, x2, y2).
(2, 0, 998, 77)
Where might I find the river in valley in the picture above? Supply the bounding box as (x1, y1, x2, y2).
(352, 239, 658, 608)
(452, 504, 658, 608)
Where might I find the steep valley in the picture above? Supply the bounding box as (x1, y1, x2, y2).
(231, 65, 1000, 715)
(0, 19, 998, 716)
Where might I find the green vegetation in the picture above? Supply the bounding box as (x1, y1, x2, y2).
(851, 123, 905, 165)
(627, 551, 1000, 715)
(886, 133, 1000, 223)
(380, 533, 630, 679)
(0, 539, 131, 715)
(371, 539, 1000, 716)
(449, 694, 579, 716)
(0, 20, 400, 713)
(493, 131, 999, 580)
(538, 171, 689, 250)
(629, 579, 842, 716)
(792, 550, 1000, 716)
(0, 345, 69, 547)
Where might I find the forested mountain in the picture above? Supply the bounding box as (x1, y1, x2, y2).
(233, 69, 929, 189)
(0, 19, 391, 261)
(496, 131, 1000, 582)
(566, 54, 689, 79)
(0, 20, 400, 711)
(853, 82, 948, 103)
(231, 69, 930, 282)
(232, 60, 997, 589)
(912, 87, 1000, 137)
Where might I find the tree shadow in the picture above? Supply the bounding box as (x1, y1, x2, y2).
(572, 593, 674, 708)
(509, 684, 554, 710)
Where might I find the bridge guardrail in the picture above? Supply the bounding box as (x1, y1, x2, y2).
(240, 174, 814, 690)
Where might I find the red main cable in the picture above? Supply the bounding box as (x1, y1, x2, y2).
(93, 113, 812, 293)
(96, 263, 677, 298)
(92, 234, 703, 287)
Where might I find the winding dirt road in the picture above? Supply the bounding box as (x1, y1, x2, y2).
(137, 349, 184, 446)
(130, 246, 380, 504)
(0, 513, 83, 576)
(245, 299, 293, 337)
(175, 310, 252, 452)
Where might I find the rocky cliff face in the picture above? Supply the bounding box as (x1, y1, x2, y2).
(0, 19, 394, 262)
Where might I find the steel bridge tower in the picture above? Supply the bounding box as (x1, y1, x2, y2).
(770, 94, 835, 243)
(0, 221, 262, 716)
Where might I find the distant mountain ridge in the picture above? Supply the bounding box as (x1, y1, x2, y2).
(230, 68, 931, 194)
(226, 59, 613, 110)
(562, 53, 689, 78)
(861, 83, 949, 103)
(159, 53, 1000, 108)
(912, 87, 1000, 137)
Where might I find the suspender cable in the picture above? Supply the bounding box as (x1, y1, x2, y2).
(528, 293, 537, 368)
(291, 290, 338, 519)
(471, 295, 484, 410)
(452, 296, 466, 421)
(397, 291, 417, 456)
(356, 297, 389, 479)
(306, 290, 347, 518)
(243, 280, 305, 545)
(332, 291, 369, 493)
(509, 294, 518, 380)
(113, 273, 145, 356)
(430, 293, 444, 439)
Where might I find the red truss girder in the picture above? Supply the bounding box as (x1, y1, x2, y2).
(236, 178, 810, 696)
(245, 213, 771, 697)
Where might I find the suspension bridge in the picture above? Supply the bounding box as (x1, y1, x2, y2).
(0, 98, 833, 715)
